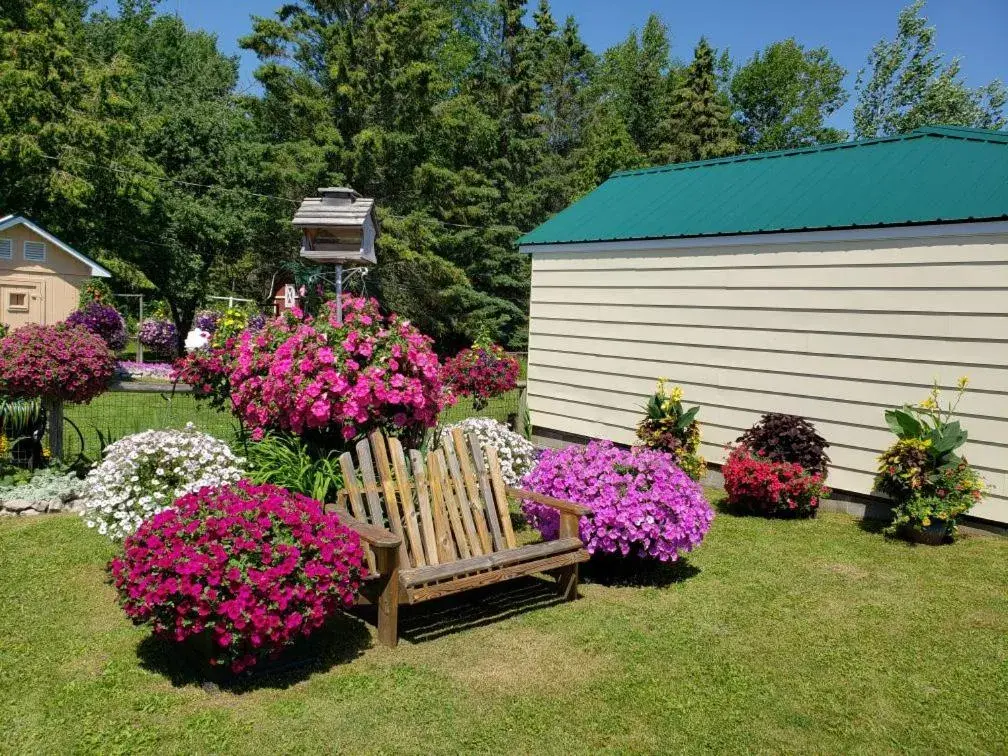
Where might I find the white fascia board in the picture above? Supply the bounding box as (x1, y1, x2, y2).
(519, 220, 1008, 255)
(0, 215, 112, 277)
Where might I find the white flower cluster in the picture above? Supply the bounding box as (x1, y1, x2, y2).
(80, 424, 244, 540)
(440, 418, 536, 487)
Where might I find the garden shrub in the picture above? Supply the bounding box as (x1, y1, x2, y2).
(875, 378, 984, 538)
(439, 417, 535, 487)
(109, 480, 365, 673)
(229, 296, 448, 445)
(520, 440, 713, 562)
(441, 343, 520, 410)
(66, 301, 128, 352)
(0, 323, 114, 404)
(80, 425, 244, 540)
(78, 278, 114, 307)
(244, 434, 344, 504)
(737, 413, 830, 476)
(722, 445, 829, 517)
(173, 339, 237, 412)
(636, 378, 707, 481)
(211, 307, 253, 347)
(138, 319, 178, 355)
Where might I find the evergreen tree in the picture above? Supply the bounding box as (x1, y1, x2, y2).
(662, 38, 740, 163)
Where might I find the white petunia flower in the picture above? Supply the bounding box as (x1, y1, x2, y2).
(79, 426, 245, 541)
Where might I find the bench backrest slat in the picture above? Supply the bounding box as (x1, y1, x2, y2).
(386, 436, 427, 567)
(466, 431, 505, 551)
(408, 448, 441, 565)
(484, 446, 518, 549)
(339, 431, 522, 571)
(430, 448, 473, 560)
(440, 438, 487, 556)
(338, 450, 377, 573)
(358, 436, 409, 566)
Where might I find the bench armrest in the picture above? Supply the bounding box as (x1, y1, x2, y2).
(331, 506, 402, 550)
(506, 487, 593, 517)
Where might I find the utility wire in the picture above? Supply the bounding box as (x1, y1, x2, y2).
(44, 154, 525, 232)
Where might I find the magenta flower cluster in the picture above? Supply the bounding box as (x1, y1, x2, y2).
(229, 296, 449, 442)
(109, 480, 366, 673)
(138, 319, 178, 354)
(441, 343, 520, 408)
(0, 323, 114, 404)
(66, 302, 128, 351)
(521, 440, 714, 562)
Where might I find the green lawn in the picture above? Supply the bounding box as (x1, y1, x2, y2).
(1, 496, 1005, 754)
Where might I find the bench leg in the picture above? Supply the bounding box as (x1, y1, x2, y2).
(555, 512, 581, 600)
(554, 563, 579, 600)
(373, 546, 400, 648)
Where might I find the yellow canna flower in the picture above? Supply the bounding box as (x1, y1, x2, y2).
(670, 386, 684, 402)
(957, 375, 969, 389)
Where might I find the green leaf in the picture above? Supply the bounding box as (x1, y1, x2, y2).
(885, 408, 922, 439)
(675, 405, 699, 431)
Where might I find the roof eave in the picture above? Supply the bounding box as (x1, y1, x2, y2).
(519, 219, 1008, 254)
(0, 215, 111, 277)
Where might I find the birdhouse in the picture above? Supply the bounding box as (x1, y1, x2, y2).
(292, 187, 378, 265)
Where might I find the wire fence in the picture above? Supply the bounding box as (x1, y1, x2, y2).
(54, 380, 526, 464)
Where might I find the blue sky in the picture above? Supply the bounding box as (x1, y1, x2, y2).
(97, 0, 1007, 132)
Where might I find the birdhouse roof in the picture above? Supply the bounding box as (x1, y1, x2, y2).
(292, 194, 376, 231)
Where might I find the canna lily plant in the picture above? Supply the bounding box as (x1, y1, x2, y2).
(883, 377, 969, 475)
(876, 377, 984, 542)
(636, 378, 706, 481)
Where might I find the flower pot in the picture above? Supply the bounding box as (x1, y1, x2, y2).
(902, 520, 952, 545)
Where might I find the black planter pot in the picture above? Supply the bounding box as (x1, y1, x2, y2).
(901, 520, 953, 545)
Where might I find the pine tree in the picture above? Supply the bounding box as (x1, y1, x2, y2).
(662, 38, 740, 163)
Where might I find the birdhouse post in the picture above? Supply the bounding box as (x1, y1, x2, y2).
(292, 187, 379, 324)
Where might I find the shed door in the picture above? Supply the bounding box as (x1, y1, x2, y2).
(1, 280, 43, 329)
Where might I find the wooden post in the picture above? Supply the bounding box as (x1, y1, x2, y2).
(373, 545, 400, 648)
(555, 512, 580, 600)
(44, 397, 64, 463)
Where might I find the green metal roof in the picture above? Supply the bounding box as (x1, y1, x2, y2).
(518, 126, 1008, 247)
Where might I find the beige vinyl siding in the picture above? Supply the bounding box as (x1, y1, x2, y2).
(527, 232, 1008, 524)
(0, 224, 91, 325)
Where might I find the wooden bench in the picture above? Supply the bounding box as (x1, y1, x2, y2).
(332, 428, 591, 646)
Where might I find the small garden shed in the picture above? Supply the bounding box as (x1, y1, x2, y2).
(0, 215, 110, 329)
(518, 126, 1008, 525)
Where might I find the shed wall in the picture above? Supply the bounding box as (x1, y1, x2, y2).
(527, 232, 1008, 524)
(0, 224, 90, 325)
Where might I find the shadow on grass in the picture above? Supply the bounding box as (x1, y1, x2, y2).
(712, 496, 820, 522)
(855, 517, 889, 536)
(352, 576, 567, 644)
(136, 611, 371, 693)
(582, 553, 700, 588)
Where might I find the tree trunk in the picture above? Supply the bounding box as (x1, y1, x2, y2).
(170, 301, 196, 356)
(44, 396, 64, 464)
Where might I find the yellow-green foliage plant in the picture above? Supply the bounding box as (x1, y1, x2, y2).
(875, 377, 985, 542)
(636, 378, 707, 481)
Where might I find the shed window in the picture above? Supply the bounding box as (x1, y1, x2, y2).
(7, 292, 27, 311)
(23, 241, 46, 262)
(0, 239, 11, 260)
